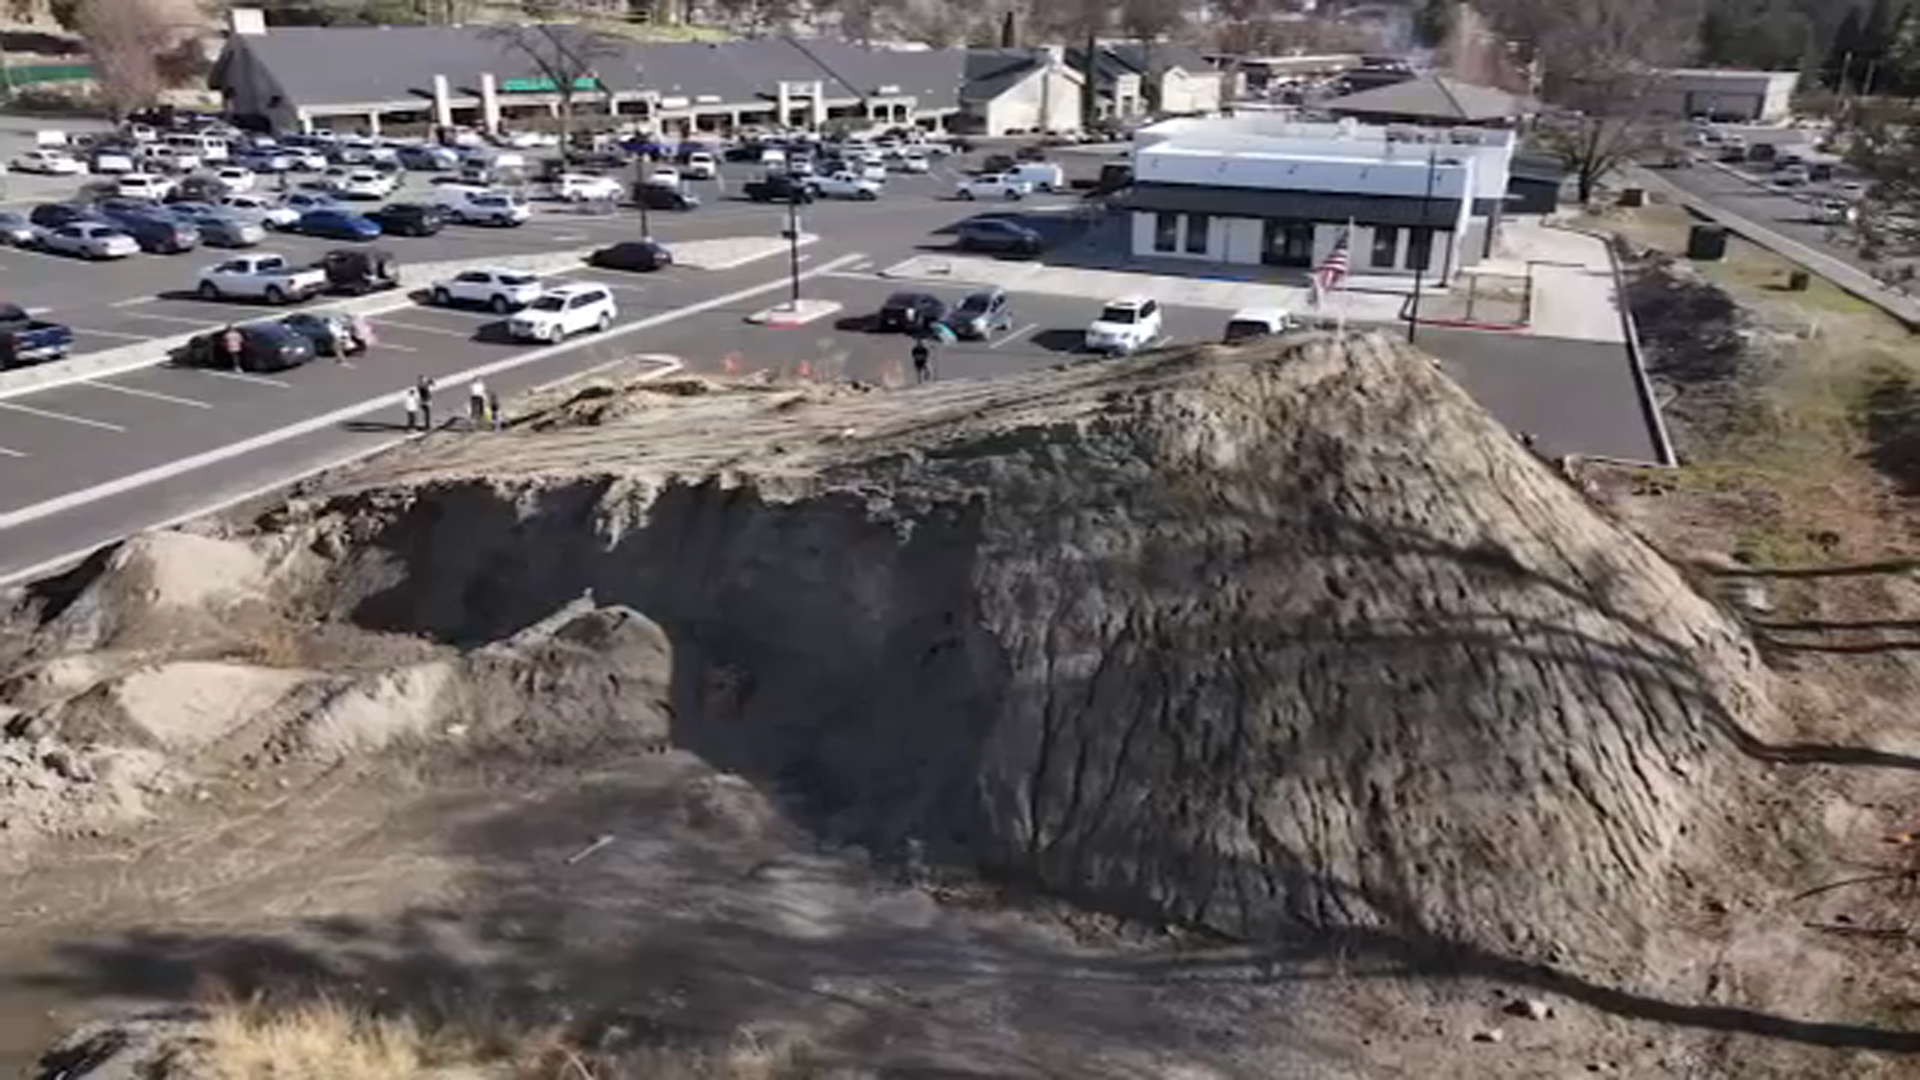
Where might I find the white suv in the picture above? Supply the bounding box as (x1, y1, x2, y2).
(508, 282, 616, 342)
(431, 268, 545, 313)
(1085, 296, 1163, 354)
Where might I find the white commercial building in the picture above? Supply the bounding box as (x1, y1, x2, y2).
(1121, 116, 1516, 282)
(1648, 69, 1799, 123)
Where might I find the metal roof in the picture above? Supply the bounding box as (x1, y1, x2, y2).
(1324, 75, 1520, 123)
(217, 27, 963, 111)
(1118, 182, 1465, 228)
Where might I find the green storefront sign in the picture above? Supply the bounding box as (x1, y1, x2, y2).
(500, 75, 599, 93)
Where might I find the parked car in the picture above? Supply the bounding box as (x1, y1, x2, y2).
(396, 144, 460, 171)
(1084, 295, 1162, 354)
(288, 207, 382, 241)
(588, 239, 673, 273)
(892, 152, 931, 174)
(89, 148, 136, 175)
(742, 173, 814, 203)
(117, 173, 175, 200)
(548, 172, 624, 202)
(139, 146, 201, 174)
(957, 173, 1032, 200)
(877, 291, 947, 332)
(29, 202, 97, 230)
(954, 217, 1043, 255)
(1009, 161, 1065, 192)
(431, 185, 530, 226)
(277, 310, 366, 357)
(0, 302, 74, 368)
(197, 252, 328, 303)
(809, 171, 881, 200)
(1222, 307, 1291, 344)
(99, 208, 201, 253)
(636, 184, 699, 210)
(321, 247, 399, 295)
(40, 222, 139, 259)
(235, 148, 295, 173)
(370, 202, 447, 236)
(168, 204, 266, 248)
(221, 193, 301, 229)
(177, 322, 315, 373)
(164, 175, 232, 204)
(209, 165, 257, 193)
(12, 149, 83, 175)
(684, 151, 718, 179)
(507, 282, 617, 343)
(334, 169, 398, 199)
(942, 288, 1013, 340)
(0, 211, 34, 246)
(431, 267, 544, 312)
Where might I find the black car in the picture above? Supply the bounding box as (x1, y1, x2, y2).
(742, 173, 815, 204)
(589, 240, 673, 272)
(371, 202, 447, 237)
(635, 184, 699, 210)
(28, 202, 97, 230)
(98, 208, 200, 253)
(176, 323, 315, 373)
(321, 247, 399, 294)
(943, 288, 1013, 340)
(955, 218, 1043, 256)
(277, 311, 365, 357)
(877, 291, 947, 332)
(165, 176, 231, 204)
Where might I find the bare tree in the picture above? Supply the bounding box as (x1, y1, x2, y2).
(481, 6, 623, 159)
(74, 0, 170, 119)
(1481, 0, 1694, 202)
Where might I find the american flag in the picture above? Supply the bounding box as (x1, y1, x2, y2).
(1315, 227, 1352, 293)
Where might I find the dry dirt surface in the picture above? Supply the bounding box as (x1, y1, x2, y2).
(1, 332, 1918, 1078)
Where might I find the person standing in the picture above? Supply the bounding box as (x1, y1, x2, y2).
(415, 375, 434, 430)
(488, 388, 504, 432)
(911, 337, 931, 384)
(402, 385, 420, 431)
(220, 325, 244, 373)
(468, 378, 488, 429)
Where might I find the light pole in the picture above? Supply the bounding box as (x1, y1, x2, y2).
(1407, 147, 1437, 345)
(634, 157, 652, 239)
(786, 194, 801, 306)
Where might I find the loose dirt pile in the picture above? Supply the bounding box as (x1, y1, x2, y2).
(1, 331, 1883, 1077)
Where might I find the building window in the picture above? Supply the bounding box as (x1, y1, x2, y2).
(1371, 226, 1400, 269)
(1407, 228, 1435, 272)
(1185, 213, 1209, 254)
(1154, 212, 1179, 252)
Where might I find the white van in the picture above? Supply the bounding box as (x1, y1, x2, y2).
(431, 185, 532, 226)
(1222, 307, 1291, 344)
(164, 132, 228, 162)
(1009, 161, 1065, 193)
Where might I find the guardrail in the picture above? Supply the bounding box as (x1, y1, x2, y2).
(0, 245, 602, 402)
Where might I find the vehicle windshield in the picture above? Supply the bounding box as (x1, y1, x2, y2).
(885, 293, 923, 308)
(1098, 306, 1140, 324)
(498, 273, 536, 286)
(1224, 319, 1275, 343)
(957, 294, 993, 315)
(529, 296, 565, 312)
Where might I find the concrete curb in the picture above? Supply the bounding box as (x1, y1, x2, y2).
(745, 298, 842, 326)
(1571, 222, 1678, 469)
(0, 245, 601, 403)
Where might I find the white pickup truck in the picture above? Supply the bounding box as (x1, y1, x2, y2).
(809, 171, 881, 200)
(956, 172, 1032, 200)
(196, 253, 327, 304)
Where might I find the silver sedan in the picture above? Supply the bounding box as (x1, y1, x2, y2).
(168, 204, 266, 248)
(39, 222, 139, 259)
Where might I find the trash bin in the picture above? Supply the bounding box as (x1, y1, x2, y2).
(1619, 187, 1645, 208)
(1787, 269, 1811, 291)
(1687, 224, 1729, 261)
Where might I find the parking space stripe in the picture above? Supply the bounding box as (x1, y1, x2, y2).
(68, 326, 158, 342)
(193, 368, 291, 388)
(371, 317, 474, 338)
(0, 444, 25, 459)
(0, 400, 125, 431)
(119, 311, 223, 328)
(991, 323, 1039, 350)
(82, 380, 213, 408)
(110, 296, 156, 308)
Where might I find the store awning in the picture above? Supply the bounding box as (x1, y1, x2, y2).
(1117, 182, 1463, 228)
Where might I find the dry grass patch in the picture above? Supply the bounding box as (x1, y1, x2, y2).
(204, 998, 438, 1080)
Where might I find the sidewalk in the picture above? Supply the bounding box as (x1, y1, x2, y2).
(878, 253, 1411, 324)
(1474, 219, 1625, 344)
(1631, 165, 1920, 330)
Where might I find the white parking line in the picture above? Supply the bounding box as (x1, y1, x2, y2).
(193, 368, 291, 388)
(0, 399, 125, 431)
(24, 306, 49, 316)
(81, 380, 213, 408)
(0, 444, 25, 459)
(110, 295, 156, 308)
(68, 326, 158, 342)
(371, 317, 473, 338)
(119, 311, 223, 328)
(990, 323, 1039, 349)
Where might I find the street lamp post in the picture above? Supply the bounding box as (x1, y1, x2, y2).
(1407, 147, 1438, 345)
(787, 195, 801, 306)
(634, 157, 651, 239)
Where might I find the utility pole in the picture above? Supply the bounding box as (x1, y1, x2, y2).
(1406, 147, 1437, 345)
(786, 194, 801, 306)
(634, 158, 652, 238)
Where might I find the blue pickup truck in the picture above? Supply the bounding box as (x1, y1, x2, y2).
(0, 303, 75, 369)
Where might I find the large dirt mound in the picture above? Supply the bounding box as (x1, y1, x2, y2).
(186, 331, 1761, 977)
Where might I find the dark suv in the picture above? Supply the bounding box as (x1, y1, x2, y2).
(371, 202, 447, 236)
(877, 291, 947, 332)
(97, 205, 201, 253)
(955, 217, 1043, 256)
(29, 202, 97, 230)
